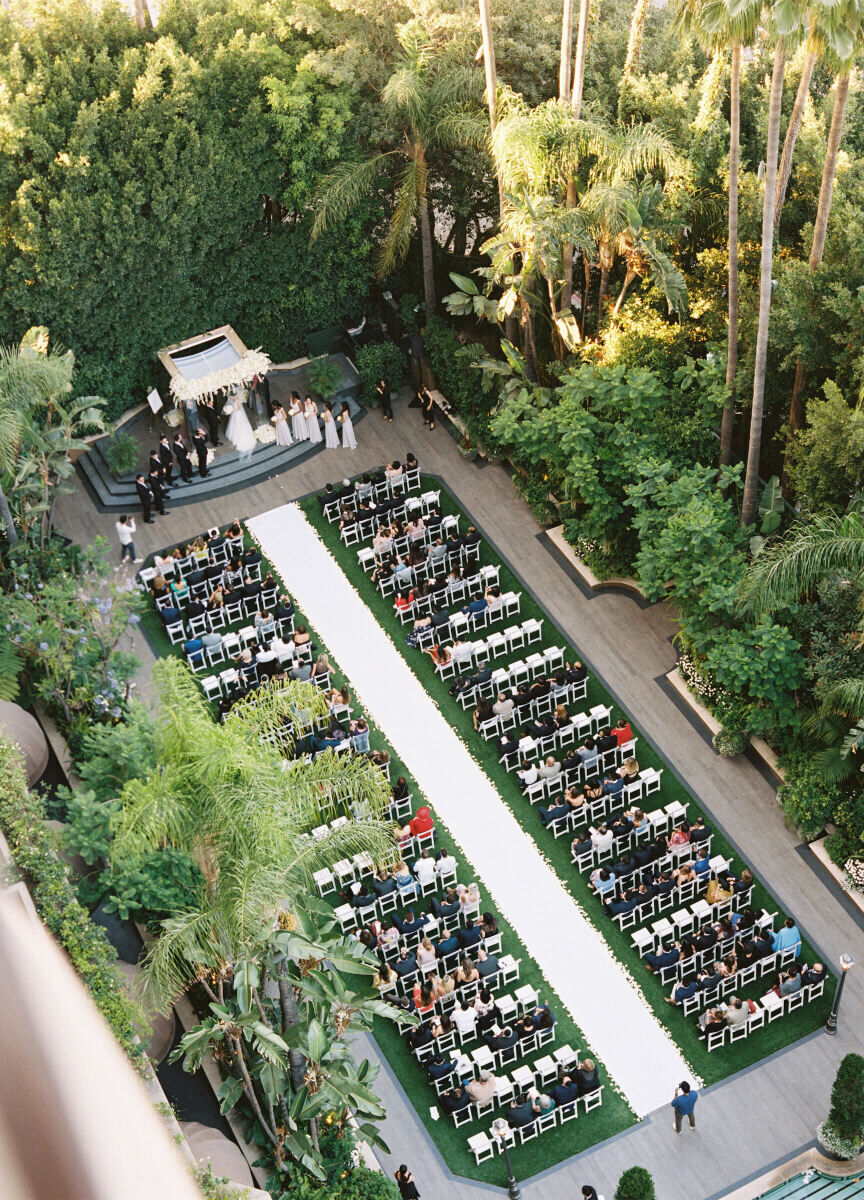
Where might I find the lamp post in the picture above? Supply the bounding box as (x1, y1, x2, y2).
(825, 954, 854, 1036)
(492, 1117, 521, 1200)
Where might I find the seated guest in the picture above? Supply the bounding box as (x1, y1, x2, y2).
(644, 942, 680, 973)
(435, 927, 460, 957)
(591, 824, 614, 854)
(776, 965, 803, 997)
(439, 1086, 470, 1114)
(426, 1052, 456, 1082)
(394, 908, 429, 937)
(436, 847, 459, 878)
(462, 593, 488, 616)
(666, 976, 700, 1005)
(405, 1023, 432, 1052)
(413, 850, 437, 886)
(409, 806, 435, 837)
(572, 831, 594, 860)
(493, 692, 515, 718)
(604, 888, 639, 917)
(532, 1003, 555, 1029)
(452, 1001, 477, 1037)
(538, 756, 562, 781)
(552, 1074, 581, 1105)
(613, 717, 633, 744)
(497, 732, 520, 760)
(454, 957, 480, 989)
(669, 821, 691, 847)
(506, 1094, 536, 1128)
(772, 916, 801, 957)
(393, 948, 418, 978)
(595, 728, 618, 755)
(698, 1007, 727, 1039)
(689, 816, 712, 843)
(577, 736, 598, 765)
(457, 919, 482, 950)
(575, 1059, 599, 1094)
(431, 888, 461, 921)
(590, 868, 617, 897)
(466, 1069, 497, 1106)
(485, 1025, 518, 1052)
(413, 981, 436, 1015)
(725, 997, 750, 1027)
(476, 947, 499, 981)
(803, 961, 826, 987)
(693, 847, 712, 877)
(517, 760, 539, 790)
(539, 799, 570, 828)
(565, 660, 587, 683)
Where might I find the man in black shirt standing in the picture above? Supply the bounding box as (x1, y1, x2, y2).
(135, 474, 154, 523)
(173, 433, 193, 482)
(158, 435, 174, 487)
(193, 427, 209, 478)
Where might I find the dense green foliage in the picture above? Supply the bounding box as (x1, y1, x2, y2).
(615, 1167, 656, 1200)
(354, 342, 406, 405)
(820, 1054, 864, 1158)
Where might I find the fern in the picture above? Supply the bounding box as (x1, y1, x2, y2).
(0, 641, 21, 701)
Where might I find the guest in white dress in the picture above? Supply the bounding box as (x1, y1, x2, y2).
(305, 395, 322, 444)
(289, 392, 307, 441)
(272, 405, 293, 447)
(339, 403, 357, 449)
(323, 402, 340, 449)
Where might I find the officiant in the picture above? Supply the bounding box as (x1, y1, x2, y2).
(198, 394, 223, 448)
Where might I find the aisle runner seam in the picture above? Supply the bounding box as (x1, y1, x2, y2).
(248, 503, 695, 1116)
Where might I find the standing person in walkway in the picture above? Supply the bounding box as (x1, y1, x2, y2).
(193, 427, 209, 478)
(304, 395, 323, 444)
(173, 432, 193, 482)
(377, 377, 393, 422)
(135, 474, 154, 524)
(581, 1187, 601, 1200)
(158, 435, 174, 486)
(114, 514, 142, 567)
(671, 1080, 698, 1133)
(419, 385, 436, 430)
(393, 1165, 419, 1199)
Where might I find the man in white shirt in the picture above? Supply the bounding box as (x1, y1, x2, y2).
(436, 848, 459, 878)
(114, 514, 142, 568)
(493, 693, 514, 718)
(453, 1002, 477, 1037)
(538, 756, 561, 780)
(517, 761, 539, 790)
(414, 850, 437, 886)
(591, 824, 614, 853)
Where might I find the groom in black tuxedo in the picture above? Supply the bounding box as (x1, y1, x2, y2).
(199, 396, 223, 447)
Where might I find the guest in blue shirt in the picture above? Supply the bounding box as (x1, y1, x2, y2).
(772, 917, 802, 957)
(693, 847, 711, 877)
(671, 1081, 698, 1132)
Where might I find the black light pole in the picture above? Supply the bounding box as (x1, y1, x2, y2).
(825, 954, 854, 1036)
(492, 1118, 522, 1200)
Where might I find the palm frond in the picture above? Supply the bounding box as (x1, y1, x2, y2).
(376, 158, 423, 277)
(383, 66, 429, 134)
(738, 512, 864, 617)
(818, 677, 864, 722)
(311, 153, 398, 240)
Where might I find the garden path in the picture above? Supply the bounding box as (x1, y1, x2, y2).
(56, 388, 864, 1196)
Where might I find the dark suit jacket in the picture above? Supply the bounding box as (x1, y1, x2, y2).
(192, 434, 208, 460)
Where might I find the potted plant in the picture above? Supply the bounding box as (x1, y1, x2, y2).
(817, 1054, 864, 1159)
(102, 429, 140, 477)
(615, 1166, 656, 1200)
(306, 355, 343, 401)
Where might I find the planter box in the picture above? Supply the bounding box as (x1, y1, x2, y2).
(546, 525, 647, 598)
(809, 837, 864, 917)
(665, 670, 787, 782)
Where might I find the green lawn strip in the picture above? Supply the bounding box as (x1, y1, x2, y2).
(139, 529, 635, 1185)
(301, 480, 835, 1085)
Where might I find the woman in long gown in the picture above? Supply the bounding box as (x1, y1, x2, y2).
(322, 401, 339, 449)
(289, 392, 307, 441)
(304, 395, 322, 444)
(224, 392, 256, 460)
(338, 402, 357, 449)
(271, 404, 292, 447)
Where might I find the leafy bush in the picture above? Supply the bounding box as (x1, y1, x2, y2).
(103, 430, 140, 477)
(306, 356, 343, 401)
(0, 737, 142, 1062)
(398, 291, 421, 331)
(819, 1054, 864, 1157)
(423, 315, 492, 436)
(787, 381, 864, 513)
(75, 703, 157, 802)
(776, 754, 843, 840)
(563, 528, 637, 579)
(704, 622, 804, 737)
(615, 1165, 657, 1200)
(278, 1127, 399, 1200)
(712, 727, 749, 757)
(354, 341, 405, 404)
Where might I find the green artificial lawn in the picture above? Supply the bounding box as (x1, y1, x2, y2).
(301, 477, 835, 1088)
(137, 527, 636, 1185)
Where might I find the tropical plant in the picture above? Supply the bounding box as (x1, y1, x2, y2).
(311, 20, 485, 315)
(75, 702, 157, 803)
(786, 381, 864, 512)
(109, 658, 405, 1178)
(306, 356, 343, 401)
(615, 1165, 657, 1200)
(102, 429, 141, 477)
(818, 1053, 864, 1158)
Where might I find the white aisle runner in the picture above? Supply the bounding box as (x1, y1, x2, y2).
(248, 504, 693, 1116)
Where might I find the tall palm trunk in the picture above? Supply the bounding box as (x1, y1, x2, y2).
(785, 70, 851, 466)
(619, 0, 651, 115)
(597, 263, 611, 325)
(560, 0, 575, 101)
(612, 268, 637, 319)
(0, 483, 17, 546)
(562, 0, 590, 309)
(774, 46, 818, 234)
(415, 148, 436, 316)
(720, 39, 741, 470)
(277, 970, 308, 1093)
(741, 39, 786, 527)
(518, 293, 539, 381)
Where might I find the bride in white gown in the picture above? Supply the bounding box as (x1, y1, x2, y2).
(223, 391, 256, 460)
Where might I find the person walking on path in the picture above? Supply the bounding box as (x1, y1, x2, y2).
(114, 514, 142, 568)
(581, 1187, 601, 1200)
(671, 1080, 698, 1133)
(394, 1165, 419, 1199)
(377, 377, 393, 423)
(135, 474, 154, 524)
(193, 428, 209, 478)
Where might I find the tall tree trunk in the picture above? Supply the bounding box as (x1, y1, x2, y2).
(720, 39, 741, 470)
(619, 0, 651, 114)
(0, 483, 17, 546)
(560, 0, 575, 101)
(517, 293, 539, 381)
(478, 0, 518, 342)
(597, 263, 611, 327)
(562, 0, 590, 309)
(416, 154, 436, 317)
(277, 970, 308, 1094)
(774, 46, 818, 235)
(741, 39, 786, 527)
(785, 70, 851, 467)
(612, 269, 637, 319)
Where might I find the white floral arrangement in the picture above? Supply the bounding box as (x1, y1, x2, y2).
(169, 348, 271, 404)
(843, 857, 864, 892)
(817, 1120, 863, 1160)
(678, 652, 721, 705)
(249, 504, 703, 1109)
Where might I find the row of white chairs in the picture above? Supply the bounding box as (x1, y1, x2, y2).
(341, 491, 444, 546)
(323, 469, 423, 521)
(433, 620, 545, 681)
(137, 535, 246, 587)
(705, 980, 825, 1051)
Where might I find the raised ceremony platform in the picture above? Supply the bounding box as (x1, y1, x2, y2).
(76, 354, 363, 512)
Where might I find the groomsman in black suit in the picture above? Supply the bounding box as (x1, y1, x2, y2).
(193, 427, 209, 478)
(200, 396, 222, 447)
(158, 435, 174, 486)
(147, 466, 168, 515)
(148, 448, 164, 482)
(173, 433, 193, 482)
(135, 474, 154, 523)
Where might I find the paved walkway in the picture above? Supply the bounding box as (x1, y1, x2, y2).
(56, 390, 864, 1198)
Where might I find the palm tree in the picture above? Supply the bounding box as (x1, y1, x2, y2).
(741, 5, 808, 528)
(774, 37, 820, 233)
(311, 21, 485, 317)
(677, 0, 762, 471)
(620, 0, 653, 110)
(0, 331, 75, 546)
(785, 8, 864, 464)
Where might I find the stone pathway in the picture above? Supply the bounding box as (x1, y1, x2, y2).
(56, 388, 864, 1198)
